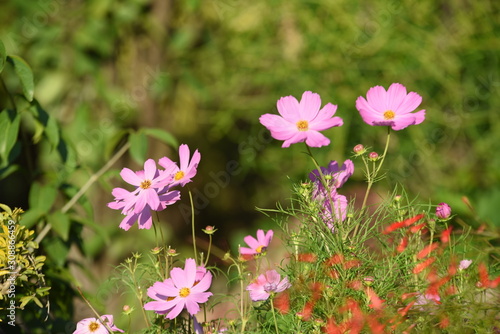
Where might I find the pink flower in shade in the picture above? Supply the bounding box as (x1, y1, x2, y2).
(436, 202, 452, 220)
(239, 229, 273, 256)
(247, 270, 291, 301)
(73, 315, 123, 334)
(158, 144, 201, 187)
(144, 259, 212, 319)
(259, 91, 343, 148)
(356, 83, 426, 130)
(320, 191, 348, 231)
(459, 259, 473, 271)
(309, 159, 354, 195)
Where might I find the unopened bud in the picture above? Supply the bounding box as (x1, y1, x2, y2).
(353, 144, 365, 155)
(202, 225, 217, 235)
(436, 203, 452, 220)
(368, 152, 379, 161)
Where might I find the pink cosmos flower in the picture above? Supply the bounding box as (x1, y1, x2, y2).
(259, 91, 343, 148)
(144, 258, 212, 319)
(247, 270, 291, 301)
(239, 229, 273, 256)
(159, 144, 201, 187)
(73, 315, 123, 334)
(356, 83, 425, 130)
(436, 202, 452, 220)
(320, 191, 348, 231)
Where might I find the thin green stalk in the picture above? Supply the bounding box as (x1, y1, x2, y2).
(270, 297, 280, 334)
(361, 126, 391, 211)
(204, 234, 213, 267)
(188, 189, 198, 263)
(76, 287, 116, 333)
(34, 142, 131, 246)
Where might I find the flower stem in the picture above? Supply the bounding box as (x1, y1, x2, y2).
(188, 188, 198, 263)
(361, 126, 391, 211)
(33, 141, 131, 247)
(204, 234, 212, 267)
(76, 286, 116, 333)
(270, 297, 280, 334)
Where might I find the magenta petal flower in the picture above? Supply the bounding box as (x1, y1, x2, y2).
(247, 270, 291, 302)
(356, 83, 425, 130)
(260, 91, 343, 148)
(73, 315, 123, 334)
(435, 202, 452, 220)
(159, 144, 201, 187)
(239, 229, 273, 256)
(144, 258, 212, 320)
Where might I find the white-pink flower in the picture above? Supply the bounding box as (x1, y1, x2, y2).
(260, 91, 343, 148)
(73, 315, 123, 334)
(247, 270, 291, 301)
(159, 144, 201, 187)
(144, 259, 212, 319)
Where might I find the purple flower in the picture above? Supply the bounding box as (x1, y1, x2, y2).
(436, 203, 452, 220)
(144, 259, 212, 319)
(239, 230, 273, 256)
(356, 83, 425, 130)
(259, 91, 343, 148)
(73, 315, 123, 334)
(247, 270, 291, 301)
(309, 159, 354, 194)
(159, 144, 201, 187)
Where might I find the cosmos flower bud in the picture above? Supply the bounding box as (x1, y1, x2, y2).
(368, 152, 379, 161)
(436, 203, 452, 220)
(202, 225, 217, 235)
(353, 144, 366, 155)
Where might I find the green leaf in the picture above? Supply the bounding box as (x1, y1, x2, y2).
(29, 182, 58, 214)
(7, 55, 34, 102)
(0, 40, 6, 73)
(143, 128, 178, 148)
(19, 296, 34, 309)
(0, 164, 19, 180)
(128, 131, 148, 164)
(28, 100, 60, 149)
(105, 129, 128, 160)
(32, 296, 44, 308)
(20, 208, 44, 228)
(0, 109, 21, 168)
(48, 211, 70, 241)
(43, 237, 69, 267)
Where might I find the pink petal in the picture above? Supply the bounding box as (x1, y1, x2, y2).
(239, 247, 256, 255)
(120, 168, 142, 186)
(386, 83, 407, 111)
(119, 212, 137, 231)
(264, 230, 274, 246)
(391, 110, 426, 130)
(144, 189, 160, 211)
(189, 291, 212, 304)
(143, 159, 158, 180)
(256, 229, 265, 244)
(396, 92, 422, 114)
(259, 114, 297, 140)
(265, 270, 280, 283)
(365, 85, 387, 112)
(309, 115, 343, 132)
(183, 258, 197, 288)
(178, 144, 190, 171)
(170, 267, 187, 288)
(144, 300, 171, 312)
(282, 131, 307, 148)
(137, 209, 153, 229)
(166, 300, 186, 319)
(191, 271, 212, 293)
(243, 235, 259, 249)
(304, 131, 330, 148)
(158, 156, 178, 172)
(299, 91, 321, 120)
(184, 298, 201, 315)
(276, 277, 291, 292)
(276, 95, 300, 122)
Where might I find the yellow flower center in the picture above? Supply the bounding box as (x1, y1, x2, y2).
(174, 171, 185, 181)
(255, 245, 265, 253)
(179, 287, 190, 298)
(88, 322, 100, 332)
(296, 120, 309, 131)
(383, 110, 395, 120)
(140, 180, 152, 189)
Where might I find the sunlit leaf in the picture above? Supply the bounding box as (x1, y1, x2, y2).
(143, 128, 178, 148)
(128, 131, 148, 165)
(0, 109, 21, 168)
(48, 211, 70, 242)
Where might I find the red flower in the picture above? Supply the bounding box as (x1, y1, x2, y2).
(417, 242, 439, 259)
(383, 214, 425, 234)
(413, 257, 436, 274)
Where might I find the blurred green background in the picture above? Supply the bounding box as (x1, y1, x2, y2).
(0, 0, 499, 330)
